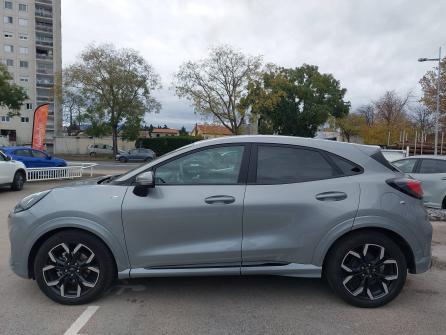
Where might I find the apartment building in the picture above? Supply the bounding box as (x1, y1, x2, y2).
(0, 0, 61, 152)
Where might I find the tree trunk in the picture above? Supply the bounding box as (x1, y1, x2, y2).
(112, 126, 118, 155)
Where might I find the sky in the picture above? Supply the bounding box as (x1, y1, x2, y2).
(61, 0, 446, 130)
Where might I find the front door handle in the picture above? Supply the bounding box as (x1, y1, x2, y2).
(315, 192, 347, 201)
(204, 195, 235, 204)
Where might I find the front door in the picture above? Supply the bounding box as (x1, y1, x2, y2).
(0, 152, 15, 183)
(122, 144, 249, 270)
(242, 144, 361, 271)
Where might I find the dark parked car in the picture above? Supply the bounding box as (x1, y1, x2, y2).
(116, 148, 156, 162)
(1, 147, 67, 168)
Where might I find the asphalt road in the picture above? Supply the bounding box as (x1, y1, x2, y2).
(1, 181, 446, 335)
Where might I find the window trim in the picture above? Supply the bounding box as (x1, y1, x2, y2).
(129, 143, 252, 186)
(248, 143, 363, 185)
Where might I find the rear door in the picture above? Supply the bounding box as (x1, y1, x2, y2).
(241, 144, 361, 271)
(411, 158, 446, 208)
(12, 149, 33, 167)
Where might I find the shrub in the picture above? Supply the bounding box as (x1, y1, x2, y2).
(135, 136, 203, 156)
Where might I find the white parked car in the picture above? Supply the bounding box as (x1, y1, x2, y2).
(392, 155, 446, 209)
(87, 144, 125, 156)
(0, 150, 27, 191)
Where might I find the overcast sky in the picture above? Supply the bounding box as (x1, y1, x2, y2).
(61, 0, 445, 130)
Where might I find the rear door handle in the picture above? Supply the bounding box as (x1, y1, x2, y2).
(204, 195, 235, 204)
(315, 192, 347, 201)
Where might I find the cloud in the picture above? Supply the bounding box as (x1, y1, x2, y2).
(62, 0, 445, 129)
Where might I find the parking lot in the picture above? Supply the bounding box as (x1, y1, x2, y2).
(0, 180, 446, 335)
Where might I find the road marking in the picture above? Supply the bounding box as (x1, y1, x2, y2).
(64, 306, 99, 335)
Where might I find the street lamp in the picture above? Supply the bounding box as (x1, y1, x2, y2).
(418, 47, 442, 155)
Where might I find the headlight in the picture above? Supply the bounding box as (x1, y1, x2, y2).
(14, 190, 51, 213)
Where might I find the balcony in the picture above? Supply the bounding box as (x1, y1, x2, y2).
(35, 23, 53, 33)
(35, 10, 53, 19)
(36, 0, 53, 5)
(36, 53, 53, 61)
(36, 40, 53, 47)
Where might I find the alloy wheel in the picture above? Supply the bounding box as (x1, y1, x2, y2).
(340, 243, 399, 301)
(42, 243, 100, 299)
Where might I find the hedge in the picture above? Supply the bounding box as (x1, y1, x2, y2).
(135, 136, 203, 156)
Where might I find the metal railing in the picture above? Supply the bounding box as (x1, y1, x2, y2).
(26, 163, 98, 182)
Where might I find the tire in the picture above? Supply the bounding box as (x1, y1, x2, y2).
(11, 171, 25, 191)
(89, 152, 96, 157)
(325, 231, 407, 308)
(34, 230, 115, 305)
(119, 157, 127, 163)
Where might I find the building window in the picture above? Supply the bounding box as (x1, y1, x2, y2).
(6, 59, 13, 66)
(26, 103, 33, 110)
(3, 16, 13, 24)
(4, 32, 13, 38)
(19, 47, 28, 54)
(19, 60, 28, 68)
(20, 76, 29, 83)
(19, 33, 28, 40)
(21, 117, 30, 123)
(4, 44, 13, 53)
(0, 116, 11, 123)
(18, 3, 27, 11)
(18, 18, 28, 26)
(4, 1, 12, 9)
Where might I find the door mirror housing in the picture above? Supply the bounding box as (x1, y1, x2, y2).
(47, 155, 52, 160)
(133, 171, 155, 196)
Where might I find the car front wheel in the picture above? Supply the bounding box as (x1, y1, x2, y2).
(325, 231, 407, 308)
(11, 171, 25, 191)
(34, 230, 115, 305)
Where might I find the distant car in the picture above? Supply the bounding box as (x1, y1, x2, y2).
(392, 155, 446, 209)
(1, 147, 67, 168)
(88, 144, 125, 157)
(0, 150, 26, 191)
(116, 148, 156, 163)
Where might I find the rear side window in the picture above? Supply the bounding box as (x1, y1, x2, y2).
(392, 159, 417, 173)
(419, 159, 446, 173)
(327, 153, 362, 175)
(256, 145, 337, 184)
(14, 149, 31, 157)
(371, 151, 399, 172)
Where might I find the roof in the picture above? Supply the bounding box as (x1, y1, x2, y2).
(1, 146, 31, 151)
(396, 155, 446, 160)
(151, 128, 179, 134)
(193, 124, 233, 135)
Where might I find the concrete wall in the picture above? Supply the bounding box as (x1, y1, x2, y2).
(53, 136, 135, 155)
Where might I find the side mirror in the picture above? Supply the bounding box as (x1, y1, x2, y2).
(47, 155, 52, 160)
(133, 171, 155, 196)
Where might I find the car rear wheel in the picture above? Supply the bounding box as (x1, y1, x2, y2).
(34, 230, 115, 305)
(325, 231, 407, 308)
(89, 152, 96, 157)
(11, 171, 25, 191)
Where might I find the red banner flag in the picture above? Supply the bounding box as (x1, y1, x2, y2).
(31, 103, 49, 151)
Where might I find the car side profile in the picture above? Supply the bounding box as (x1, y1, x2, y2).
(2, 146, 67, 168)
(9, 136, 432, 307)
(0, 150, 26, 191)
(115, 148, 156, 162)
(392, 155, 446, 209)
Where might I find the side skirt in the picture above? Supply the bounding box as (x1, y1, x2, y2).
(120, 263, 322, 279)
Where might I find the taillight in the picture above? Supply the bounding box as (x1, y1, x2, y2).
(386, 178, 423, 199)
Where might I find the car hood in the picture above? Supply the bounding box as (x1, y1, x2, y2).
(53, 175, 114, 188)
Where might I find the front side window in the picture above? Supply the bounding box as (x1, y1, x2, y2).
(155, 145, 245, 185)
(392, 159, 417, 173)
(419, 159, 446, 174)
(256, 145, 338, 184)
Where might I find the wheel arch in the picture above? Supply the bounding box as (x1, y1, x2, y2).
(16, 168, 27, 180)
(27, 227, 120, 279)
(321, 227, 416, 275)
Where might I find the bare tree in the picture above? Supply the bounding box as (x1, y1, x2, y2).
(174, 45, 262, 134)
(373, 91, 410, 128)
(409, 104, 435, 133)
(356, 103, 375, 126)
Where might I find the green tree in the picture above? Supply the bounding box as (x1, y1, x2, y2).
(64, 44, 161, 154)
(0, 63, 28, 115)
(337, 113, 365, 142)
(174, 45, 262, 134)
(243, 64, 350, 137)
(419, 57, 446, 116)
(179, 126, 188, 136)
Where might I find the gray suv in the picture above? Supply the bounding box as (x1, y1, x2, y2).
(8, 136, 432, 307)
